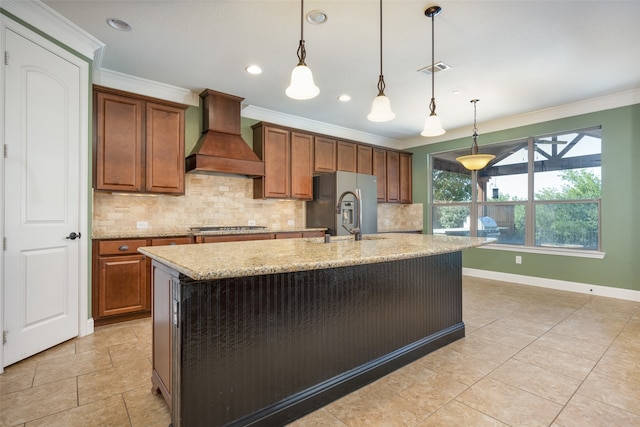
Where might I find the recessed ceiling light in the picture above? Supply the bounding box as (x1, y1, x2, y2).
(306, 10, 328, 25)
(245, 65, 262, 75)
(106, 18, 132, 32)
(338, 94, 351, 102)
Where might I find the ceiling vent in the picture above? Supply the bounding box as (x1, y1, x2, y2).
(418, 61, 451, 75)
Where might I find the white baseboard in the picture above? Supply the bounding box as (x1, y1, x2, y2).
(463, 268, 640, 302)
(82, 318, 94, 337)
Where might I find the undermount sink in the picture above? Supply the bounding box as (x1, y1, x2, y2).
(313, 235, 389, 243)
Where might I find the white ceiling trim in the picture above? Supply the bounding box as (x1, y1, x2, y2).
(93, 68, 200, 106)
(2, 0, 104, 63)
(241, 105, 402, 149)
(398, 88, 640, 150)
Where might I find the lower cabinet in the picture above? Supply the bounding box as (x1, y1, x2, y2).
(92, 236, 192, 326)
(93, 239, 149, 326)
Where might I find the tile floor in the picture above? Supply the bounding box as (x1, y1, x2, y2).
(1, 277, 639, 426)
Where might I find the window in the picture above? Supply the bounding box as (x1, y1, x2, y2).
(431, 127, 602, 251)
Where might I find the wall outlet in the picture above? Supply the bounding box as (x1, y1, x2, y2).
(515, 255, 522, 264)
(287, 219, 295, 226)
(248, 220, 256, 226)
(136, 221, 149, 229)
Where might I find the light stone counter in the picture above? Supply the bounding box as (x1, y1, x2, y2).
(139, 233, 491, 281)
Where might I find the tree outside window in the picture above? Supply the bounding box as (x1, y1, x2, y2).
(431, 127, 602, 251)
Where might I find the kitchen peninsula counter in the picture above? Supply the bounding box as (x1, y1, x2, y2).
(143, 234, 490, 427)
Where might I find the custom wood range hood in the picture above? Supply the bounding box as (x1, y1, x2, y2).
(185, 89, 265, 177)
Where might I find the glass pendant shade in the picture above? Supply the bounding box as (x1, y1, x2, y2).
(286, 64, 320, 100)
(421, 113, 445, 136)
(367, 94, 395, 122)
(456, 153, 495, 171)
(456, 99, 495, 170)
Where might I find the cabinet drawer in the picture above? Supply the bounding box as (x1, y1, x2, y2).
(98, 239, 148, 255)
(151, 237, 192, 246)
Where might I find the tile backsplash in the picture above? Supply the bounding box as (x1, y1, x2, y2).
(92, 174, 422, 236)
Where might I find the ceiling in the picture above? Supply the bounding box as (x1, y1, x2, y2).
(42, 0, 640, 144)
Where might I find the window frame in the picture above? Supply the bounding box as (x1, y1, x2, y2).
(429, 127, 604, 258)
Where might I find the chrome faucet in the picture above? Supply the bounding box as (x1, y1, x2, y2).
(336, 189, 363, 241)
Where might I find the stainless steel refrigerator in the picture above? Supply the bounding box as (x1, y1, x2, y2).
(306, 171, 378, 236)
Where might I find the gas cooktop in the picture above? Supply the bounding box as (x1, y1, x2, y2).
(189, 226, 268, 233)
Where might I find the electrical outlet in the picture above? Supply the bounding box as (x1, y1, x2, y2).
(287, 219, 295, 226)
(136, 221, 149, 229)
(515, 255, 522, 264)
(248, 220, 256, 226)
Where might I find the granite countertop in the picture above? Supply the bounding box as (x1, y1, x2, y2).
(91, 227, 326, 240)
(138, 233, 492, 281)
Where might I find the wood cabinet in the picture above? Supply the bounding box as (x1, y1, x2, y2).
(400, 153, 413, 204)
(357, 145, 373, 175)
(314, 136, 337, 173)
(92, 236, 192, 326)
(253, 124, 313, 200)
(337, 141, 357, 172)
(386, 151, 400, 203)
(92, 239, 149, 326)
(94, 86, 186, 194)
(372, 148, 387, 202)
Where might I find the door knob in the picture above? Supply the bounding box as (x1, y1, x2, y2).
(66, 232, 81, 240)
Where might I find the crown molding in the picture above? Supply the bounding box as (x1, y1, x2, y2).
(93, 68, 200, 106)
(399, 88, 640, 150)
(2, 0, 104, 63)
(241, 105, 402, 148)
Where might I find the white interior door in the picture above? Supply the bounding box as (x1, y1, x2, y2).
(3, 27, 81, 366)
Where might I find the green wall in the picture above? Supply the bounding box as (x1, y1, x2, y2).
(409, 104, 640, 291)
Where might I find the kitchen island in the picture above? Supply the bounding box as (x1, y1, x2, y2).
(139, 233, 490, 427)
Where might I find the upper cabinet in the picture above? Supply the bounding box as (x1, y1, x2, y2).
(336, 141, 357, 172)
(314, 137, 337, 173)
(252, 123, 313, 200)
(93, 86, 186, 194)
(357, 145, 373, 175)
(372, 148, 387, 202)
(399, 153, 413, 204)
(386, 151, 400, 203)
(250, 121, 412, 204)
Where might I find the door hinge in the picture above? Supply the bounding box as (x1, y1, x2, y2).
(4, 144, 7, 158)
(3, 237, 6, 251)
(3, 330, 7, 345)
(4, 51, 8, 66)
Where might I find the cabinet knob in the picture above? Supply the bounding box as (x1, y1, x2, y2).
(118, 245, 129, 251)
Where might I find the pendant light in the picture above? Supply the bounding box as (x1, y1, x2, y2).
(456, 99, 496, 170)
(286, 0, 320, 100)
(367, 0, 395, 122)
(421, 5, 445, 137)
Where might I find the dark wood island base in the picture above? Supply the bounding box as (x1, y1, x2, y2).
(151, 251, 464, 427)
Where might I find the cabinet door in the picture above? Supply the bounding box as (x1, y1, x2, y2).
(337, 141, 357, 172)
(95, 91, 144, 192)
(372, 148, 387, 202)
(314, 137, 336, 173)
(145, 102, 185, 194)
(386, 151, 400, 203)
(290, 132, 314, 199)
(357, 145, 373, 175)
(400, 153, 413, 204)
(97, 254, 148, 318)
(262, 126, 291, 198)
